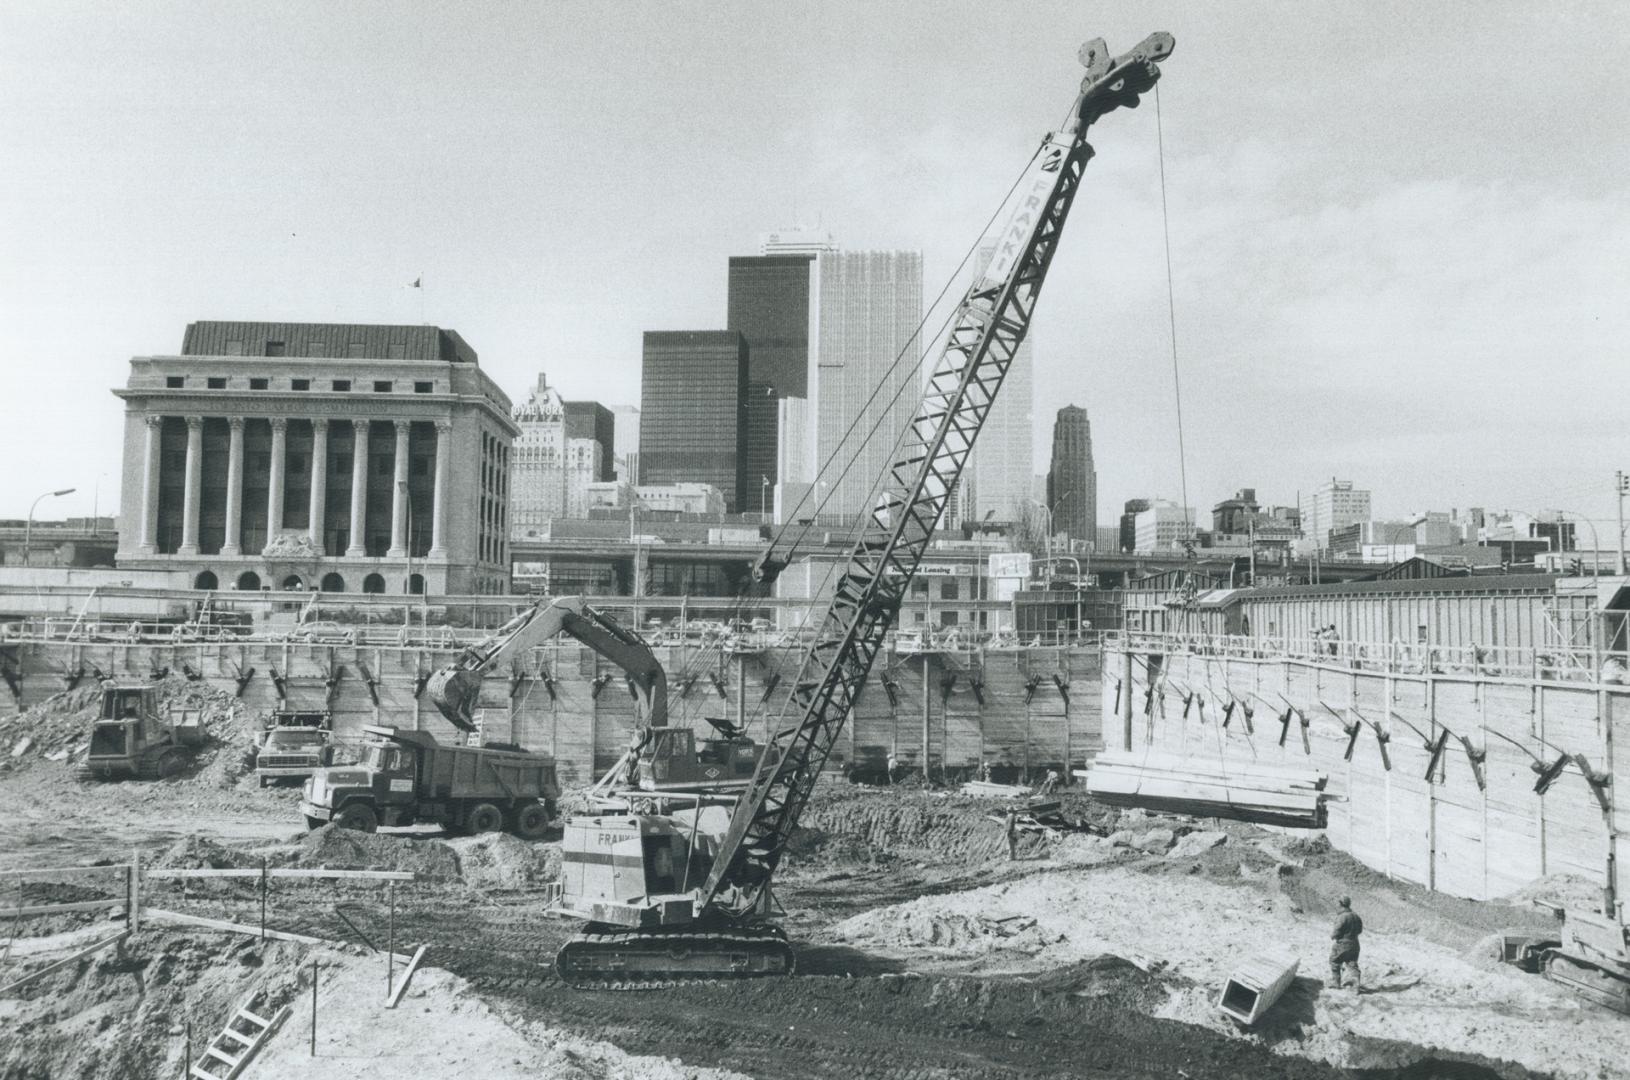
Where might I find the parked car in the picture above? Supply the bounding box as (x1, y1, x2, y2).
(286, 622, 355, 644)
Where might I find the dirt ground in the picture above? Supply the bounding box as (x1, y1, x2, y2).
(2, 684, 1627, 1079)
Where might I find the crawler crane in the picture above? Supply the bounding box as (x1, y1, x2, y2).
(552, 31, 1176, 986)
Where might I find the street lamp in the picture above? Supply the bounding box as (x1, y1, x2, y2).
(24, 488, 75, 568)
(397, 481, 425, 627)
(1387, 516, 1426, 563)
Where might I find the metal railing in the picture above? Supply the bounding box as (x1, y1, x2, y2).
(1108, 629, 1630, 685)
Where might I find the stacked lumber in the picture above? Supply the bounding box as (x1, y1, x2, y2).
(1084, 750, 1327, 828)
(959, 780, 1030, 798)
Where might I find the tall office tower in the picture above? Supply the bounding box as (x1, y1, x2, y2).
(1045, 405, 1096, 543)
(811, 249, 924, 526)
(962, 244, 1034, 524)
(727, 248, 819, 509)
(511, 374, 608, 530)
(1298, 477, 1372, 552)
(638, 331, 749, 512)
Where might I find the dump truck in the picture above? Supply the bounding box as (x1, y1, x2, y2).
(76, 680, 205, 781)
(301, 724, 560, 839)
(253, 709, 334, 788)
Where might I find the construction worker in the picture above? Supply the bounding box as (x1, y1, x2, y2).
(1037, 767, 1061, 796)
(1329, 896, 1363, 990)
(886, 753, 899, 785)
(1004, 808, 1020, 861)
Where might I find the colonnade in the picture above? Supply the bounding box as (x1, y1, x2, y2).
(133, 414, 453, 560)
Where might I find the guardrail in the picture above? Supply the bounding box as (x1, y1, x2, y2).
(1108, 630, 1630, 684)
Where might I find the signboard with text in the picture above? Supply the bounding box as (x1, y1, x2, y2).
(987, 552, 1032, 580)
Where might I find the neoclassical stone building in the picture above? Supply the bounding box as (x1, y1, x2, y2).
(114, 321, 518, 595)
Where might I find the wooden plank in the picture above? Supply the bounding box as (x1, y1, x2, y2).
(386, 944, 428, 1008)
(0, 865, 131, 881)
(0, 899, 125, 918)
(0, 929, 130, 994)
(145, 908, 326, 945)
(146, 868, 415, 882)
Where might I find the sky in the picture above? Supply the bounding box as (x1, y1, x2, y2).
(1, 1, 1626, 539)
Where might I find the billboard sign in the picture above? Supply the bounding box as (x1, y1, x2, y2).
(987, 552, 1032, 580)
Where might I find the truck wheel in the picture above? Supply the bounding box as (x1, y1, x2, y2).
(158, 750, 185, 779)
(258, 776, 269, 789)
(304, 815, 326, 832)
(511, 802, 550, 840)
(466, 802, 503, 834)
(334, 803, 378, 833)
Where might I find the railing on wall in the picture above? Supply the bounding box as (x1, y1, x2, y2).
(1108, 629, 1630, 686)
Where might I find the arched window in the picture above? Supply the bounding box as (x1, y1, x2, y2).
(407, 573, 425, 595)
(236, 571, 262, 591)
(282, 575, 305, 591)
(194, 571, 218, 590)
(320, 573, 345, 593)
(362, 573, 386, 594)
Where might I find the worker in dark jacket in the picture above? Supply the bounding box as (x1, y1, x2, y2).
(1330, 896, 1363, 989)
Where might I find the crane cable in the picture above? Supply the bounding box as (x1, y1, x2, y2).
(768, 140, 1047, 566)
(1154, 82, 1193, 547)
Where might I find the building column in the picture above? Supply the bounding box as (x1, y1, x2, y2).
(263, 417, 288, 551)
(346, 419, 369, 557)
(429, 420, 451, 558)
(308, 418, 328, 550)
(137, 415, 162, 554)
(177, 415, 203, 555)
(388, 420, 410, 557)
(222, 417, 245, 556)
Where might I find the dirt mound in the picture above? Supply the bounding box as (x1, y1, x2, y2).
(153, 833, 260, 870)
(1501, 873, 1603, 914)
(0, 932, 309, 1080)
(0, 681, 105, 769)
(296, 825, 460, 880)
(445, 833, 561, 890)
(797, 787, 1019, 864)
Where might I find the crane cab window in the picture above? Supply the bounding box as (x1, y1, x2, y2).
(103, 690, 146, 720)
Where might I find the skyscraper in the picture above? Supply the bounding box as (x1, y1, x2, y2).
(963, 244, 1034, 523)
(1298, 478, 1372, 552)
(810, 249, 923, 525)
(638, 331, 749, 512)
(511, 374, 606, 531)
(1046, 405, 1096, 544)
(727, 250, 818, 512)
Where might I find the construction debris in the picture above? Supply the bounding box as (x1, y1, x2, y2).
(1082, 750, 1329, 828)
(1217, 953, 1301, 1026)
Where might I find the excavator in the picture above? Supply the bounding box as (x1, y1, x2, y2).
(425, 595, 765, 795)
(549, 31, 1176, 986)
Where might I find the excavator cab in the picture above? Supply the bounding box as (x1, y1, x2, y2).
(634, 724, 768, 793)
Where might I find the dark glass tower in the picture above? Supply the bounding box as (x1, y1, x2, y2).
(638, 331, 749, 512)
(1046, 405, 1097, 544)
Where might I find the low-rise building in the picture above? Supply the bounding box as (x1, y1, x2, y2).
(113, 321, 517, 596)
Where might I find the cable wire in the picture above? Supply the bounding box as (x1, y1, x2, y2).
(1154, 82, 1192, 543)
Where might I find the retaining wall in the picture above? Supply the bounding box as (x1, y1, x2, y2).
(1104, 643, 1627, 904)
(0, 640, 1104, 786)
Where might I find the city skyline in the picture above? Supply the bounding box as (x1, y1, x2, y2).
(1, 3, 1626, 531)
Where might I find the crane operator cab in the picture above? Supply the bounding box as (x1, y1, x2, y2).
(632, 723, 769, 794)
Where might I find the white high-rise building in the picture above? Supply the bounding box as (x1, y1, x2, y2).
(609, 404, 640, 482)
(511, 375, 603, 534)
(962, 244, 1034, 524)
(811, 249, 924, 526)
(1299, 478, 1372, 552)
(1134, 500, 1197, 551)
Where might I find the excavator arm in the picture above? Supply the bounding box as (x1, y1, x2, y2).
(426, 596, 667, 734)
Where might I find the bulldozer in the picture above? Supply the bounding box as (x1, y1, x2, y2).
(76, 680, 205, 781)
(1501, 904, 1630, 1014)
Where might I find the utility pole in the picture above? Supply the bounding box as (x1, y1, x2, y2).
(1618, 470, 1628, 576)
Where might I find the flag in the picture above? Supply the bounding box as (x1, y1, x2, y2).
(409, 277, 422, 289)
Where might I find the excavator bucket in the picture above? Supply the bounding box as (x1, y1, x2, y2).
(425, 668, 481, 732)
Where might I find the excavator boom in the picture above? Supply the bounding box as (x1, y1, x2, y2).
(426, 596, 667, 733)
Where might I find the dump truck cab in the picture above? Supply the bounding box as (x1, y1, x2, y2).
(253, 709, 334, 788)
(80, 681, 203, 781)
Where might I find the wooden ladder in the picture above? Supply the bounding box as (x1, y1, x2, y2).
(189, 997, 289, 1080)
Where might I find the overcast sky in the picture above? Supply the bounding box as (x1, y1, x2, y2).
(1, 1, 1626, 537)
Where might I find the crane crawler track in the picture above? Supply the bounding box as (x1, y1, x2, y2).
(556, 924, 794, 989)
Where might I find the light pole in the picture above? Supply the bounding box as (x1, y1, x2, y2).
(1388, 516, 1426, 563)
(24, 488, 75, 568)
(1616, 470, 1628, 576)
(397, 481, 423, 627)
(761, 475, 770, 519)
